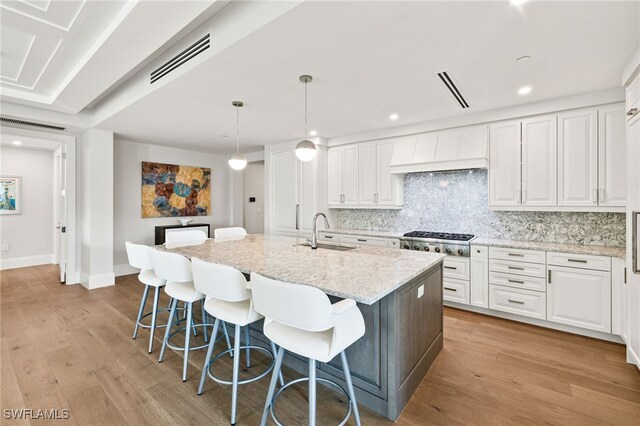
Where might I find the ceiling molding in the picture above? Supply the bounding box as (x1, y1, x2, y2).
(18, 0, 52, 13)
(0, 34, 35, 82)
(0, 38, 62, 91)
(0, 0, 85, 32)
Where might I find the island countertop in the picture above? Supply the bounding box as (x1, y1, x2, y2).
(157, 234, 445, 304)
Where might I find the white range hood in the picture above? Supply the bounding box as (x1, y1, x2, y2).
(389, 124, 488, 174)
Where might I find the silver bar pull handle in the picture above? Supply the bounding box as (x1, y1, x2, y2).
(567, 258, 588, 263)
(548, 269, 552, 284)
(508, 279, 525, 284)
(444, 287, 457, 292)
(508, 253, 524, 257)
(444, 266, 457, 270)
(593, 188, 598, 204)
(508, 299, 525, 305)
(357, 239, 367, 242)
(295, 204, 300, 230)
(627, 107, 638, 116)
(325, 235, 333, 239)
(633, 211, 639, 274)
(508, 266, 524, 271)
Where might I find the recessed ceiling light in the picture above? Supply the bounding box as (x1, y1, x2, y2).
(309, 130, 318, 136)
(389, 113, 399, 121)
(12, 140, 22, 145)
(518, 86, 532, 95)
(516, 55, 531, 63)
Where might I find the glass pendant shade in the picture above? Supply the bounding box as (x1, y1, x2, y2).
(295, 139, 317, 162)
(228, 152, 247, 170)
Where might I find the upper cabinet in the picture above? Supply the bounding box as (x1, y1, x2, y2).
(489, 104, 626, 212)
(329, 139, 403, 209)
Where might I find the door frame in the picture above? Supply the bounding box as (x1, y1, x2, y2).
(0, 126, 78, 284)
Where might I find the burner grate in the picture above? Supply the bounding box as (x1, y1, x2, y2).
(403, 231, 475, 241)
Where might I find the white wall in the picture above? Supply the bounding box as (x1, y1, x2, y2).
(80, 129, 115, 288)
(243, 161, 265, 234)
(0, 146, 54, 269)
(113, 138, 233, 275)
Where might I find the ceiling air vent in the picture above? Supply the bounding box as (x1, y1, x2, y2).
(150, 34, 210, 84)
(0, 117, 66, 131)
(436, 71, 469, 109)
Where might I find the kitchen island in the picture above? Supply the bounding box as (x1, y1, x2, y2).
(160, 234, 445, 420)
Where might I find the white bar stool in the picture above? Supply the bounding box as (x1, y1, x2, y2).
(192, 257, 282, 426)
(251, 272, 365, 426)
(152, 249, 224, 382)
(125, 241, 172, 354)
(213, 227, 247, 240)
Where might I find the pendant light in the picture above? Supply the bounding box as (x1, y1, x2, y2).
(228, 100, 247, 170)
(295, 75, 317, 162)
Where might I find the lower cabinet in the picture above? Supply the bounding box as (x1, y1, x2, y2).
(443, 277, 469, 305)
(547, 265, 611, 333)
(470, 246, 489, 308)
(489, 285, 546, 320)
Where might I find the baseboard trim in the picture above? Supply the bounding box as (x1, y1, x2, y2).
(444, 302, 624, 344)
(114, 263, 138, 277)
(627, 346, 640, 370)
(81, 272, 115, 290)
(0, 254, 54, 270)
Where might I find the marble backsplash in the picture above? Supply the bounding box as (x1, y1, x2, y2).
(336, 169, 626, 247)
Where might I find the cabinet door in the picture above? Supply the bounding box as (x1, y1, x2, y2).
(470, 246, 489, 308)
(547, 266, 611, 333)
(298, 158, 317, 234)
(342, 145, 359, 205)
(489, 121, 521, 206)
(376, 139, 397, 205)
(358, 141, 377, 205)
(598, 105, 626, 207)
(521, 115, 557, 206)
(626, 113, 640, 366)
(327, 147, 343, 205)
(558, 108, 598, 206)
(271, 150, 298, 234)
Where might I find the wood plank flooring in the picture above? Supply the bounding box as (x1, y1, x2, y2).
(1, 264, 639, 425)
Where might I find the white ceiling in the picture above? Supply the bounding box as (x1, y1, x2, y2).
(0, 0, 225, 114)
(0, 131, 61, 151)
(94, 0, 640, 154)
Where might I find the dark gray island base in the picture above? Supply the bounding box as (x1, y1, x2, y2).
(249, 262, 443, 421)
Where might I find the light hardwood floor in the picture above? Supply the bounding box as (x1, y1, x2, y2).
(1, 264, 639, 425)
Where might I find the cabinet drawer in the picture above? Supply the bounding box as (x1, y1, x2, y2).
(443, 257, 470, 280)
(471, 245, 488, 257)
(489, 258, 546, 278)
(387, 239, 400, 249)
(340, 235, 388, 247)
(546, 252, 611, 271)
(489, 271, 546, 292)
(443, 278, 469, 305)
(319, 233, 340, 242)
(489, 285, 546, 320)
(489, 247, 546, 264)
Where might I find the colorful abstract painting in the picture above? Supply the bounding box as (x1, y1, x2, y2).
(141, 162, 210, 218)
(0, 176, 21, 215)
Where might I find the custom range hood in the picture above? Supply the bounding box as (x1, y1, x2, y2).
(389, 124, 488, 174)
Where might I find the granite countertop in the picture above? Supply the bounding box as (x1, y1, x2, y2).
(472, 237, 626, 259)
(320, 228, 404, 239)
(158, 234, 445, 305)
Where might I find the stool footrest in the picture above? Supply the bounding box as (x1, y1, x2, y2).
(136, 307, 186, 329)
(206, 345, 275, 386)
(165, 323, 214, 352)
(270, 377, 352, 426)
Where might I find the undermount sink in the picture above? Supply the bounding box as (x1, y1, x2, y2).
(295, 243, 356, 251)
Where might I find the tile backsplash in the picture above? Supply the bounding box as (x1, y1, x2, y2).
(336, 169, 626, 247)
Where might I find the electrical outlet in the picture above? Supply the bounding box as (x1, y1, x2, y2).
(417, 284, 424, 299)
(1, 244, 9, 252)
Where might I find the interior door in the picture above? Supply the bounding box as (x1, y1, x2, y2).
(58, 148, 67, 283)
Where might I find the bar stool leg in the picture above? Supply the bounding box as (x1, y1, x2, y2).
(133, 285, 150, 339)
(223, 322, 233, 357)
(201, 300, 209, 343)
(159, 298, 178, 362)
(183, 302, 193, 382)
(309, 359, 317, 426)
(260, 347, 285, 426)
(340, 351, 361, 426)
(244, 326, 251, 369)
(198, 318, 220, 395)
(148, 286, 160, 353)
(231, 325, 242, 425)
(269, 341, 285, 386)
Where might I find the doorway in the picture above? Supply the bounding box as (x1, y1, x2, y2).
(243, 161, 265, 234)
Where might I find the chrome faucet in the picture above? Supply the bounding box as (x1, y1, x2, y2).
(309, 212, 330, 249)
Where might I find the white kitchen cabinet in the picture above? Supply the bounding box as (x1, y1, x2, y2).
(627, 73, 640, 115)
(470, 246, 489, 308)
(358, 142, 377, 205)
(444, 277, 470, 305)
(558, 108, 598, 207)
(267, 141, 326, 237)
(489, 120, 521, 206)
(489, 285, 546, 320)
(329, 140, 403, 208)
(547, 265, 611, 333)
(598, 104, 627, 207)
(521, 115, 557, 206)
(327, 145, 359, 206)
